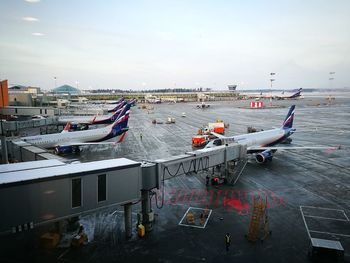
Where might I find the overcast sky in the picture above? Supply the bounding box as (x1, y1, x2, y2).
(0, 0, 349, 90)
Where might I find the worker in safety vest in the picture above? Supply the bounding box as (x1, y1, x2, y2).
(225, 233, 231, 252)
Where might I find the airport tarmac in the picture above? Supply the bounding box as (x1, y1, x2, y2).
(1, 96, 350, 263)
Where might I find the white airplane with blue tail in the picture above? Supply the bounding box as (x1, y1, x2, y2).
(21, 104, 131, 154)
(206, 105, 340, 163)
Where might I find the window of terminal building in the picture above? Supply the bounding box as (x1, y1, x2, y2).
(72, 178, 82, 208)
(98, 174, 106, 202)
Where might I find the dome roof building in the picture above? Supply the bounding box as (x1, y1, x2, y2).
(52, 85, 81, 94)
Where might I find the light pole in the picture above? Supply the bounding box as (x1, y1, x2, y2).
(54, 76, 57, 90)
(269, 72, 276, 106)
(270, 72, 276, 88)
(329, 72, 335, 89)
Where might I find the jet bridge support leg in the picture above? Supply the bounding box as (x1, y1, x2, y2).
(1, 136, 8, 164)
(124, 203, 132, 239)
(141, 190, 153, 232)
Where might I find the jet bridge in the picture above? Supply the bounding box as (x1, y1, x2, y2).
(140, 143, 246, 231)
(0, 143, 246, 238)
(0, 158, 141, 237)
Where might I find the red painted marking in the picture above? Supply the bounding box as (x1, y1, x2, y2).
(223, 197, 250, 215)
(208, 190, 216, 204)
(215, 190, 222, 206)
(201, 190, 208, 204)
(192, 189, 202, 203)
(187, 190, 195, 204)
(180, 189, 189, 203)
(158, 188, 287, 213)
(166, 189, 181, 205)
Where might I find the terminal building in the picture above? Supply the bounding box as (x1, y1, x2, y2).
(52, 85, 81, 95)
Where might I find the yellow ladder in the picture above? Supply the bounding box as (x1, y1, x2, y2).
(246, 197, 266, 242)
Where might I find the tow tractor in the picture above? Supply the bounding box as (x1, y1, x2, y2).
(192, 135, 210, 148)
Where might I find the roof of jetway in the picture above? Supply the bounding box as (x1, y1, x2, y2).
(0, 158, 140, 187)
(0, 159, 65, 174)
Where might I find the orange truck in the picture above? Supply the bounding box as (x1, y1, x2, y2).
(192, 135, 210, 147)
(208, 122, 225, 134)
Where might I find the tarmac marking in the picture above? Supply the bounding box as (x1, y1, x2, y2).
(308, 230, 350, 238)
(300, 206, 312, 239)
(301, 205, 349, 221)
(57, 249, 70, 261)
(300, 205, 350, 239)
(178, 207, 191, 226)
(303, 215, 349, 222)
(302, 205, 349, 213)
(178, 206, 212, 229)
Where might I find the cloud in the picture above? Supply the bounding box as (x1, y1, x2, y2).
(22, 17, 39, 22)
(24, 0, 40, 3)
(32, 32, 44, 36)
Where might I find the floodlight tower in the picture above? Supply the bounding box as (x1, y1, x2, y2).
(269, 72, 276, 106)
(329, 72, 335, 89)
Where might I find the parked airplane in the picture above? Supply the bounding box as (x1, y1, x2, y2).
(21, 104, 131, 154)
(244, 88, 303, 100)
(274, 88, 303, 100)
(206, 105, 338, 163)
(128, 98, 137, 106)
(105, 97, 125, 104)
(107, 100, 127, 113)
(196, 102, 211, 108)
(58, 105, 127, 127)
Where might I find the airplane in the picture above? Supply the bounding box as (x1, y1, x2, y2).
(128, 98, 137, 107)
(206, 105, 339, 163)
(243, 88, 303, 100)
(58, 105, 128, 128)
(107, 100, 127, 113)
(274, 88, 303, 100)
(105, 97, 125, 104)
(21, 104, 131, 154)
(196, 101, 211, 109)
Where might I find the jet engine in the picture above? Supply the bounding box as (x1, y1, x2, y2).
(70, 124, 89, 131)
(255, 150, 273, 164)
(55, 145, 73, 154)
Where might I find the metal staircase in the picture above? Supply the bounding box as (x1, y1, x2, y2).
(246, 196, 271, 242)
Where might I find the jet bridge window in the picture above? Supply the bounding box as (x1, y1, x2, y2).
(98, 174, 107, 202)
(72, 178, 82, 208)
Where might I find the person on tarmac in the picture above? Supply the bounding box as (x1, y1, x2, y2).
(225, 233, 231, 252)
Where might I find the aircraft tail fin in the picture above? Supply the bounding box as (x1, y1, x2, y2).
(109, 103, 131, 136)
(282, 105, 295, 129)
(108, 100, 127, 113)
(289, 88, 302, 98)
(62, 122, 70, 133)
(116, 131, 127, 143)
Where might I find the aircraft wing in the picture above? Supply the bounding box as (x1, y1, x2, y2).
(58, 119, 92, 125)
(58, 131, 128, 147)
(210, 132, 228, 139)
(247, 145, 341, 151)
